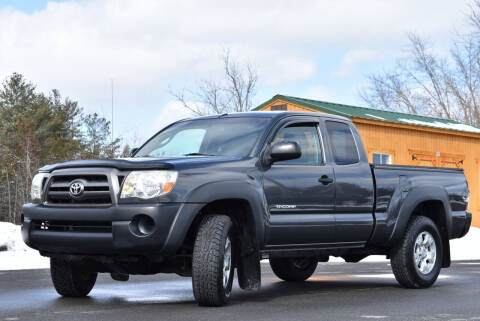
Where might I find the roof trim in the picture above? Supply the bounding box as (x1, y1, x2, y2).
(352, 117, 480, 139)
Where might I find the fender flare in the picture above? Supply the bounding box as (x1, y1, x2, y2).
(386, 185, 452, 246)
(161, 179, 267, 256)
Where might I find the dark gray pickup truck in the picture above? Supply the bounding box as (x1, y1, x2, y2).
(22, 111, 471, 306)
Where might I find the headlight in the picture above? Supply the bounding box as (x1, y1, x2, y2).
(120, 170, 178, 199)
(31, 173, 48, 203)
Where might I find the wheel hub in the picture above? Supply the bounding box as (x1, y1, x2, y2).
(292, 258, 311, 270)
(223, 236, 232, 288)
(413, 231, 437, 275)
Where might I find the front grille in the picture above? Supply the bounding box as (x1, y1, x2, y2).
(32, 220, 112, 233)
(46, 174, 112, 206)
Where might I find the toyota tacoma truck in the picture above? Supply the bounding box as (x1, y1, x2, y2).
(22, 111, 472, 306)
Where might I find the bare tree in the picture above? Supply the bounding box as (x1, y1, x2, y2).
(360, 1, 480, 127)
(172, 49, 258, 116)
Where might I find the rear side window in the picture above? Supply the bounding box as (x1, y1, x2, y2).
(325, 121, 359, 165)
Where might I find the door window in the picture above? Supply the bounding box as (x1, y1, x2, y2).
(325, 121, 359, 165)
(272, 123, 323, 165)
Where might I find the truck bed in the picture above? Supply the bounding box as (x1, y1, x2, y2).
(369, 163, 470, 245)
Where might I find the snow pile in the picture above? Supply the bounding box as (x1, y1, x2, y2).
(450, 226, 480, 261)
(0, 222, 29, 252)
(0, 222, 49, 270)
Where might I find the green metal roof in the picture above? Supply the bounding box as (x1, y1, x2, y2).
(254, 94, 480, 135)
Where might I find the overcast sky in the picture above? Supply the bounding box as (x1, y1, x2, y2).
(0, 0, 474, 144)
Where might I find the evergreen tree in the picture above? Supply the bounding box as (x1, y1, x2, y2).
(0, 73, 122, 223)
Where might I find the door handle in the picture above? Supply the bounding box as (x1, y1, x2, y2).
(318, 175, 334, 185)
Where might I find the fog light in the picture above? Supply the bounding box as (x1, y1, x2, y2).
(130, 215, 155, 236)
(138, 216, 155, 235)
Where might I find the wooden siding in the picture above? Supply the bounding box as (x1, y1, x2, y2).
(259, 99, 480, 227)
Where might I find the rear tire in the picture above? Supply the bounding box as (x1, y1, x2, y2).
(192, 215, 235, 307)
(50, 258, 97, 297)
(269, 257, 318, 282)
(390, 216, 443, 289)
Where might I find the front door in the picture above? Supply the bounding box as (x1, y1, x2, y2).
(263, 121, 336, 246)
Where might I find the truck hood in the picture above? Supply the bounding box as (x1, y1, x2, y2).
(38, 156, 244, 172)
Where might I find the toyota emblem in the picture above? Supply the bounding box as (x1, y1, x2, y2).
(69, 181, 84, 197)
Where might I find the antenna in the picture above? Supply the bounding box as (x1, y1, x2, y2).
(111, 78, 114, 142)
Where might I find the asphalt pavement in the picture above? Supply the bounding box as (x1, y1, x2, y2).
(0, 261, 479, 321)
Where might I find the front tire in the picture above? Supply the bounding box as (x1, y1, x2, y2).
(390, 216, 443, 289)
(50, 258, 97, 297)
(192, 215, 235, 307)
(269, 257, 318, 282)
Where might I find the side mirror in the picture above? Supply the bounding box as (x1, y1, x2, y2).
(268, 142, 301, 164)
(130, 147, 139, 157)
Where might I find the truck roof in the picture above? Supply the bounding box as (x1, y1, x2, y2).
(183, 111, 351, 122)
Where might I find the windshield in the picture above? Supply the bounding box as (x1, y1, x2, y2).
(135, 117, 269, 158)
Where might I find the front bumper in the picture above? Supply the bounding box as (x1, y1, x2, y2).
(22, 202, 203, 256)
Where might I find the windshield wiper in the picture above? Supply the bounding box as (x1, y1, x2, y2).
(183, 153, 215, 156)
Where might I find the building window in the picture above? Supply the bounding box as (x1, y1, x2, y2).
(372, 153, 391, 165)
(271, 104, 287, 111)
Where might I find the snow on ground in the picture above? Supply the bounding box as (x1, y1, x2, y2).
(0, 222, 49, 270)
(0, 250, 49, 270)
(0, 222, 25, 251)
(330, 226, 480, 263)
(450, 226, 480, 261)
(0, 222, 479, 271)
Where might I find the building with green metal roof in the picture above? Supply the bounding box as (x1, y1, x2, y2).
(253, 94, 480, 134)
